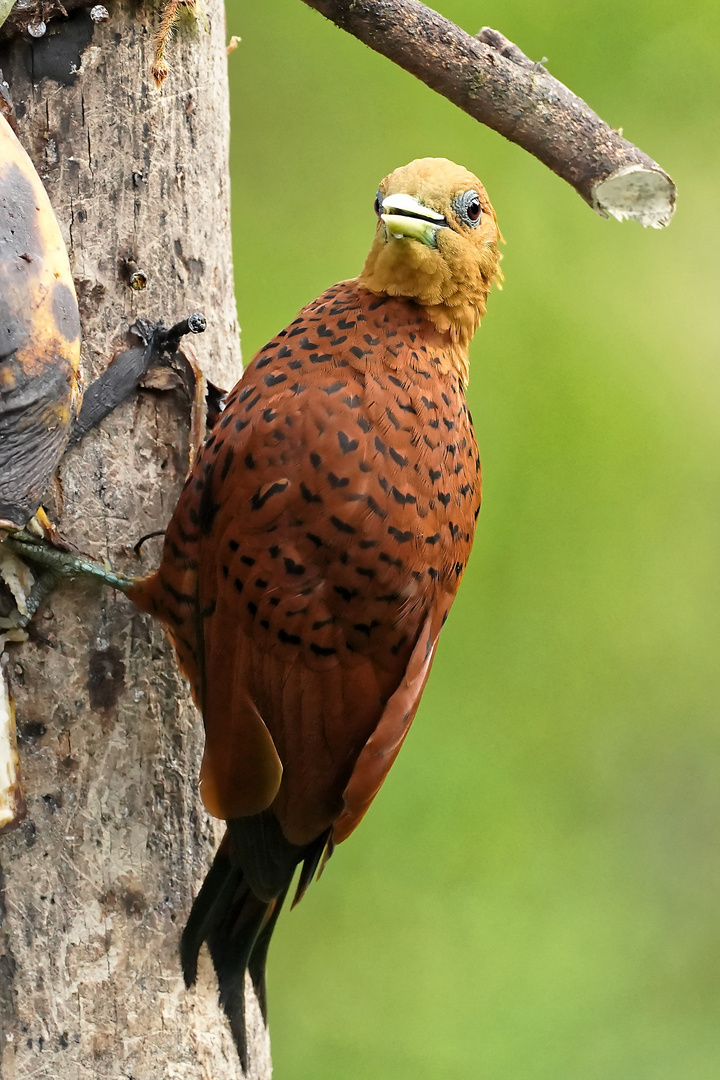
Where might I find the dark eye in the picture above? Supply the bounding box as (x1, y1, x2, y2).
(454, 189, 482, 228)
(373, 189, 382, 217)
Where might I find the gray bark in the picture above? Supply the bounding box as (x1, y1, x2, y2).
(0, 1, 270, 1075)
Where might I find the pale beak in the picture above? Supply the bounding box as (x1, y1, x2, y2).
(381, 193, 447, 248)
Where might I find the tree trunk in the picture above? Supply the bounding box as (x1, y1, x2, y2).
(0, 2, 270, 1075)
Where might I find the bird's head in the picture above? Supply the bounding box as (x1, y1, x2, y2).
(359, 157, 501, 352)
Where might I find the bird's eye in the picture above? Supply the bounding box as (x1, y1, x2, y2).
(373, 190, 382, 217)
(454, 190, 483, 228)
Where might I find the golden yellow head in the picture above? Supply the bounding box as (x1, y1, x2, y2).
(359, 157, 501, 347)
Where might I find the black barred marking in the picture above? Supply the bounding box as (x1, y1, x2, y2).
(310, 453, 322, 469)
(328, 472, 349, 489)
(388, 526, 413, 543)
(317, 324, 333, 337)
(289, 359, 303, 370)
(338, 318, 356, 330)
(398, 401, 417, 415)
(379, 552, 403, 569)
(323, 381, 344, 395)
(368, 296, 388, 310)
(331, 335, 347, 346)
(235, 417, 250, 433)
(375, 436, 387, 455)
(306, 532, 323, 547)
(245, 453, 256, 469)
(256, 355, 273, 369)
(438, 492, 451, 506)
(220, 412, 233, 429)
(422, 396, 438, 411)
(284, 557, 305, 575)
(264, 372, 287, 387)
(239, 386, 256, 403)
(310, 353, 333, 364)
(310, 643, 336, 657)
(262, 408, 277, 423)
(378, 476, 389, 493)
(244, 393, 261, 412)
(429, 468, 441, 482)
(277, 345, 292, 359)
(356, 566, 376, 579)
(357, 416, 371, 433)
(425, 533, 440, 545)
(198, 480, 220, 535)
(359, 538, 378, 549)
(388, 375, 404, 389)
(289, 325, 305, 337)
(206, 435, 216, 449)
(349, 346, 366, 361)
(442, 392, 451, 407)
(391, 486, 416, 506)
(251, 479, 289, 510)
(221, 448, 235, 481)
(330, 515, 355, 535)
(278, 628, 301, 646)
(337, 431, 359, 454)
(300, 482, 322, 504)
(176, 522, 198, 545)
(389, 447, 408, 468)
(385, 407, 400, 430)
(241, 555, 256, 566)
(366, 495, 386, 519)
(313, 616, 335, 630)
(300, 337, 318, 351)
(161, 577, 194, 605)
(334, 585, 359, 601)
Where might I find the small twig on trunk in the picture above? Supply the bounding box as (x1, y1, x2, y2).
(301, 0, 676, 227)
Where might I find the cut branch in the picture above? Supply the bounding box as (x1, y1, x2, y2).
(301, 0, 676, 227)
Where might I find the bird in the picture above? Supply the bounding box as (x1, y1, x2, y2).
(13, 156, 502, 1069)
(0, 113, 82, 532)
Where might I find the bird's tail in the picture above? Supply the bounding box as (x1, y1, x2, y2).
(181, 815, 331, 1071)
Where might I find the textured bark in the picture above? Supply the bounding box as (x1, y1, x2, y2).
(0, 2, 271, 1076)
(301, 0, 676, 226)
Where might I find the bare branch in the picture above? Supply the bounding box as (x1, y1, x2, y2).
(301, 0, 676, 227)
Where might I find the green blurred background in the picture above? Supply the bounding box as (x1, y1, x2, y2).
(225, 2, 720, 1076)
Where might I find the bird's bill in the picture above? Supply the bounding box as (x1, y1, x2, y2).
(381, 192, 447, 247)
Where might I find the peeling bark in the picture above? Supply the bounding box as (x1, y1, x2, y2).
(0, 1, 271, 1076)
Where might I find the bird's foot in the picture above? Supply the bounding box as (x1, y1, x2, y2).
(1, 530, 136, 603)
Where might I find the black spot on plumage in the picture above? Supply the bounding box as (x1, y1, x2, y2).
(255, 578, 269, 589)
(300, 337, 318, 351)
(277, 345, 292, 359)
(364, 334, 380, 347)
(330, 515, 355, 535)
(390, 635, 409, 656)
(256, 355, 273, 369)
(278, 628, 302, 646)
(422, 396, 437, 410)
(398, 401, 417, 415)
(269, 544, 280, 557)
(368, 296, 388, 310)
(313, 616, 335, 630)
(310, 353, 332, 364)
(378, 476, 389, 493)
(161, 577, 194, 605)
(244, 393, 261, 412)
(328, 472, 349, 489)
(385, 408, 400, 430)
(474, 506, 481, 521)
(222, 565, 229, 577)
(438, 492, 451, 507)
(429, 468, 441, 482)
(289, 359, 303, 370)
(428, 418, 440, 430)
(389, 447, 408, 468)
(344, 395, 361, 409)
(356, 566, 376, 579)
(359, 538, 378, 549)
(428, 567, 438, 580)
(337, 431, 359, 454)
(375, 436, 387, 455)
(449, 523, 460, 539)
(359, 459, 371, 471)
(425, 533, 440, 545)
(365, 495, 386, 520)
(198, 480, 220, 535)
(264, 372, 287, 387)
(460, 484, 471, 497)
(443, 418, 455, 431)
(330, 335, 347, 346)
(300, 482, 322, 504)
(289, 325, 305, 337)
(357, 416, 371, 433)
(379, 552, 403, 569)
(220, 412, 233, 429)
(310, 643, 336, 657)
(248, 601, 258, 616)
(388, 375, 404, 389)
(241, 555, 256, 566)
(251, 479, 289, 510)
(388, 526, 413, 543)
(262, 408, 277, 423)
(310, 453, 322, 469)
(338, 318, 356, 330)
(290, 382, 306, 395)
(317, 324, 333, 337)
(284, 557, 305, 576)
(323, 381, 344, 395)
(245, 453, 256, 469)
(349, 345, 366, 362)
(239, 386, 255, 403)
(306, 532, 323, 548)
(221, 448, 235, 481)
(334, 585, 359, 602)
(234, 417, 250, 433)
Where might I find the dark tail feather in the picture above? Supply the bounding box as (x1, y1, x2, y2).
(247, 885, 289, 1021)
